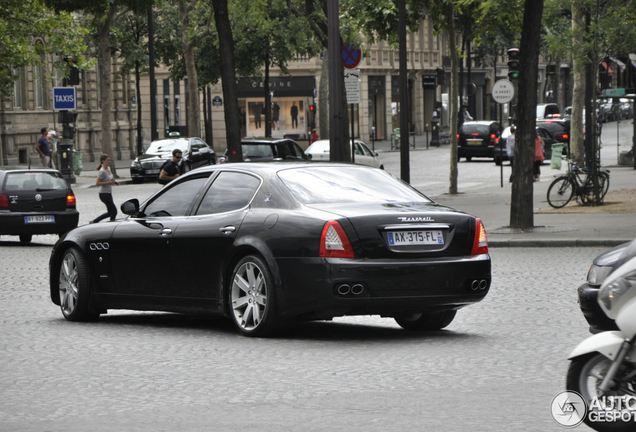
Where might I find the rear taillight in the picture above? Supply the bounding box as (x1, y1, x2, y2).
(557, 134, 569, 141)
(319, 221, 355, 258)
(490, 134, 499, 145)
(471, 218, 488, 256)
(66, 193, 76, 208)
(0, 194, 8, 209)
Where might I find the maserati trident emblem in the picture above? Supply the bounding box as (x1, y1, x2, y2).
(35, 194, 42, 201)
(397, 216, 435, 222)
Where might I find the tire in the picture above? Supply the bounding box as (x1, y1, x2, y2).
(19, 234, 32, 243)
(58, 247, 100, 322)
(567, 353, 636, 432)
(494, 157, 502, 166)
(465, 156, 472, 162)
(229, 255, 284, 337)
(394, 310, 456, 331)
(547, 177, 574, 209)
(598, 172, 610, 199)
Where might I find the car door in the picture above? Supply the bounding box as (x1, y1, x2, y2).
(108, 175, 210, 301)
(170, 171, 263, 301)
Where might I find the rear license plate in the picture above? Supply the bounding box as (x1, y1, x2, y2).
(467, 139, 482, 146)
(145, 169, 160, 174)
(387, 230, 444, 246)
(25, 215, 55, 223)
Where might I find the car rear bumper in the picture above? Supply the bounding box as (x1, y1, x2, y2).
(0, 210, 79, 235)
(578, 282, 618, 333)
(458, 145, 494, 158)
(273, 254, 491, 319)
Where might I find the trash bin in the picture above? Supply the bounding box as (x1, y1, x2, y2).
(551, 143, 564, 170)
(73, 150, 83, 176)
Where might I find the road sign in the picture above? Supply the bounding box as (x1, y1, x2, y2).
(603, 88, 626, 97)
(344, 70, 361, 104)
(491, 79, 515, 104)
(53, 87, 76, 111)
(342, 45, 362, 69)
(212, 96, 223, 106)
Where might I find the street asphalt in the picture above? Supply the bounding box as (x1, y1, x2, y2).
(66, 130, 636, 249)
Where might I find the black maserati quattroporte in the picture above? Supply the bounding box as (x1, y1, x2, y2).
(50, 162, 491, 336)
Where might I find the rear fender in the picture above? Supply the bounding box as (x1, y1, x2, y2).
(568, 331, 636, 361)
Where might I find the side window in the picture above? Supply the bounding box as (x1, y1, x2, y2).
(290, 142, 305, 158)
(360, 142, 374, 156)
(195, 172, 261, 215)
(143, 177, 208, 217)
(353, 142, 362, 155)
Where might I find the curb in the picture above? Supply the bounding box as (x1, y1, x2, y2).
(489, 239, 630, 248)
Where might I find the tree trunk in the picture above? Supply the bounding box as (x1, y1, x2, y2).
(510, 0, 544, 229)
(178, 0, 200, 138)
(211, 0, 241, 161)
(447, 3, 459, 195)
(319, 50, 329, 139)
(96, 4, 118, 177)
(571, 4, 585, 165)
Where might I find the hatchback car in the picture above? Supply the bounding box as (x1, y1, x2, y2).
(306, 139, 384, 169)
(219, 137, 310, 163)
(49, 162, 491, 337)
(457, 121, 502, 161)
(536, 103, 560, 120)
(130, 136, 216, 183)
(0, 169, 79, 243)
(536, 118, 570, 150)
(494, 126, 557, 165)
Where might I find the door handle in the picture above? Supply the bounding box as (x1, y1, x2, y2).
(158, 228, 172, 236)
(219, 226, 236, 234)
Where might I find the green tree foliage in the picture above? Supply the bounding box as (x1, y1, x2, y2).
(0, 0, 89, 95)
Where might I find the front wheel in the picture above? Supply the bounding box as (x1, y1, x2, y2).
(394, 310, 456, 331)
(58, 247, 100, 321)
(547, 177, 574, 208)
(229, 255, 284, 337)
(598, 172, 610, 199)
(567, 353, 636, 432)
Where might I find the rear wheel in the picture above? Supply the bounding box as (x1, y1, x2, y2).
(19, 234, 32, 243)
(58, 247, 100, 321)
(394, 310, 456, 331)
(465, 156, 472, 162)
(598, 172, 610, 199)
(229, 255, 284, 337)
(547, 177, 574, 208)
(494, 156, 502, 166)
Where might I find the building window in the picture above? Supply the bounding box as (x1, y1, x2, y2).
(34, 63, 44, 108)
(13, 68, 22, 108)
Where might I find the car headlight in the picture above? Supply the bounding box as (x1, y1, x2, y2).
(587, 264, 613, 286)
(598, 270, 636, 314)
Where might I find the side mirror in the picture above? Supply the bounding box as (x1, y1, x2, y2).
(306, 153, 312, 160)
(374, 152, 379, 157)
(121, 199, 140, 216)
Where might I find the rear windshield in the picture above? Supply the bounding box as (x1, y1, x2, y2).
(278, 166, 431, 205)
(242, 144, 274, 159)
(4, 172, 68, 191)
(146, 139, 187, 154)
(460, 124, 490, 135)
(537, 121, 568, 134)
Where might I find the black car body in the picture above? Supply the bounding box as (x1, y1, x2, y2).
(495, 126, 558, 165)
(457, 121, 502, 161)
(578, 243, 629, 333)
(49, 163, 491, 336)
(130, 137, 216, 183)
(0, 169, 79, 243)
(536, 118, 570, 150)
(220, 137, 310, 163)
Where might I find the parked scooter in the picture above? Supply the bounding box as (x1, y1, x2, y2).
(567, 238, 636, 431)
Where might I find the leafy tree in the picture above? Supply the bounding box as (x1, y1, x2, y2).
(0, 0, 89, 95)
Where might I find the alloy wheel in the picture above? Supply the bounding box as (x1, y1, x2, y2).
(231, 261, 268, 331)
(59, 253, 79, 316)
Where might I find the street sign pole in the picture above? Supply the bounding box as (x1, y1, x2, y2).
(53, 87, 77, 184)
(491, 80, 515, 188)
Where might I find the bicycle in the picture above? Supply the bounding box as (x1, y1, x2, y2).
(547, 159, 610, 209)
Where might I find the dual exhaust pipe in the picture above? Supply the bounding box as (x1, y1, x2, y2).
(471, 279, 488, 291)
(336, 284, 365, 296)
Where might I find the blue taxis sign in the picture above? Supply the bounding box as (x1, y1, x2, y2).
(53, 87, 76, 111)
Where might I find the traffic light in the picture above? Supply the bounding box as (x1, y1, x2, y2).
(507, 48, 520, 81)
(436, 67, 445, 86)
(309, 104, 315, 112)
(63, 56, 80, 86)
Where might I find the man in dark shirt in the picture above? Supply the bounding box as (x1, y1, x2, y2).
(36, 127, 52, 168)
(158, 149, 182, 185)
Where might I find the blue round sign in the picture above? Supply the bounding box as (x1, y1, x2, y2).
(342, 45, 362, 69)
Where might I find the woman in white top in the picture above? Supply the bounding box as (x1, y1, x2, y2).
(91, 154, 119, 223)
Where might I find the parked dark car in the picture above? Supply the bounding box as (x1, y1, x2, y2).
(457, 121, 502, 162)
(220, 137, 310, 163)
(495, 126, 558, 165)
(130, 136, 216, 183)
(536, 118, 570, 149)
(0, 169, 79, 243)
(49, 163, 491, 337)
(577, 242, 631, 333)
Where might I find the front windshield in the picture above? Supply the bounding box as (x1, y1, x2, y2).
(146, 139, 186, 154)
(278, 166, 431, 205)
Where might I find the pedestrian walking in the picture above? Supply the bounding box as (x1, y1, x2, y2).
(36, 127, 54, 168)
(291, 101, 299, 129)
(158, 149, 182, 185)
(311, 129, 319, 143)
(534, 134, 545, 182)
(90, 154, 118, 224)
(507, 126, 516, 183)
